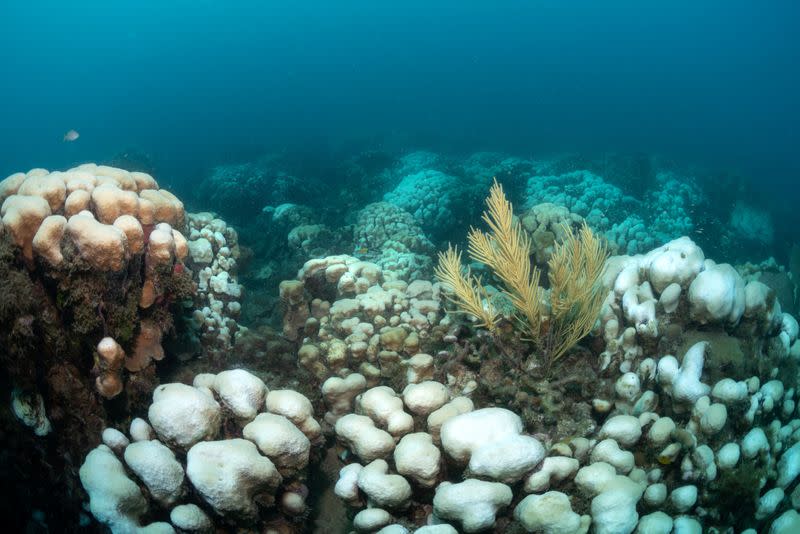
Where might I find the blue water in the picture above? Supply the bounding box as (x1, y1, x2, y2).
(1, 1, 798, 217)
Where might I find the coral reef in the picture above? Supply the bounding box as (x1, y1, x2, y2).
(522, 168, 707, 257)
(0, 164, 193, 531)
(317, 235, 800, 533)
(354, 202, 435, 282)
(0, 164, 191, 398)
(79, 368, 322, 532)
(383, 166, 487, 241)
(280, 255, 449, 397)
(184, 212, 244, 361)
(195, 155, 326, 224)
(5, 150, 800, 534)
(383, 169, 465, 239)
(523, 169, 637, 235)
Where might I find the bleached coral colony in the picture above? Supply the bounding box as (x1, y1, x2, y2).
(1, 152, 799, 533)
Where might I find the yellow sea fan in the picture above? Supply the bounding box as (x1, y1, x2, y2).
(435, 178, 609, 369)
(545, 222, 609, 363)
(467, 179, 544, 336)
(434, 245, 499, 330)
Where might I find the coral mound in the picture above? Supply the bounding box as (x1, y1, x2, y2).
(80, 369, 322, 532)
(0, 164, 196, 530)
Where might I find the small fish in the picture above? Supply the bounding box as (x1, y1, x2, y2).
(63, 129, 80, 142)
(355, 246, 369, 255)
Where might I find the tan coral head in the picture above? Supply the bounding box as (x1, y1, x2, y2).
(0, 164, 188, 272)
